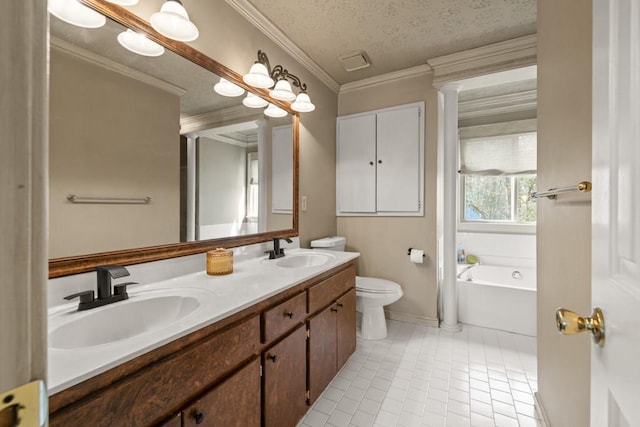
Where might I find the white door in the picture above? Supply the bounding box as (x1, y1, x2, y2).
(336, 114, 377, 213)
(591, 0, 640, 425)
(376, 105, 422, 213)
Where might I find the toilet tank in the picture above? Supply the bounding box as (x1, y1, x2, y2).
(310, 236, 346, 252)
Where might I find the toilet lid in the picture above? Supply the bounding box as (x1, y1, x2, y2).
(356, 276, 402, 294)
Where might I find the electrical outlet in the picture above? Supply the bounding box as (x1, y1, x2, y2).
(301, 196, 308, 212)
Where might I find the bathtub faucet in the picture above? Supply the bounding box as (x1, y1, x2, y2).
(456, 262, 480, 279)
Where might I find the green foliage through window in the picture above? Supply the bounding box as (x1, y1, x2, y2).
(463, 175, 536, 224)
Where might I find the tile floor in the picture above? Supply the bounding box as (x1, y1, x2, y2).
(297, 320, 540, 427)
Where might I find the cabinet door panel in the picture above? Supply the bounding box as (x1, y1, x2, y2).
(308, 305, 338, 404)
(183, 358, 260, 427)
(376, 105, 421, 212)
(337, 114, 377, 213)
(263, 326, 308, 427)
(336, 289, 357, 370)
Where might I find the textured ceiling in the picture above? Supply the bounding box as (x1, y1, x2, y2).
(246, 0, 537, 85)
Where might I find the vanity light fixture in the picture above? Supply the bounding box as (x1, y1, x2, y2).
(117, 29, 165, 57)
(150, 0, 199, 42)
(213, 78, 245, 97)
(243, 93, 269, 109)
(243, 50, 316, 113)
(264, 103, 288, 118)
(48, 0, 106, 28)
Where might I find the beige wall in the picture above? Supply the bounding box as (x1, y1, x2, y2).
(49, 50, 180, 258)
(536, 1, 592, 425)
(127, 0, 339, 246)
(337, 74, 439, 324)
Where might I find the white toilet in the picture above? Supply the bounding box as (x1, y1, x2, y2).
(310, 236, 403, 340)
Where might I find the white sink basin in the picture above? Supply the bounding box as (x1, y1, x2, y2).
(49, 288, 212, 350)
(275, 252, 335, 268)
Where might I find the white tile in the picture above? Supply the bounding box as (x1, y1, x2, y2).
(358, 397, 382, 416)
(375, 410, 399, 426)
(313, 397, 338, 415)
(380, 397, 403, 415)
(445, 411, 471, 427)
(299, 321, 538, 427)
(301, 409, 329, 427)
(350, 410, 376, 427)
(365, 387, 387, 403)
(344, 385, 366, 402)
(469, 412, 495, 427)
(327, 408, 353, 426)
(324, 386, 346, 402)
(397, 411, 422, 427)
(337, 397, 360, 415)
(493, 413, 519, 427)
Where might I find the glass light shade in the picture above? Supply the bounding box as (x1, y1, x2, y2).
(213, 78, 245, 97)
(243, 93, 269, 109)
(264, 103, 288, 118)
(117, 30, 165, 57)
(269, 79, 296, 102)
(48, 0, 106, 28)
(105, 0, 139, 5)
(243, 63, 274, 89)
(150, 0, 199, 42)
(291, 93, 316, 112)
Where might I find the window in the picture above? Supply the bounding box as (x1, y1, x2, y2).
(462, 175, 536, 223)
(459, 131, 537, 230)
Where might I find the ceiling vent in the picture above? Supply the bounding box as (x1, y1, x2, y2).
(338, 51, 371, 72)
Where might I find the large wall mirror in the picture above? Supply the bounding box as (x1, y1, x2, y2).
(49, 0, 299, 278)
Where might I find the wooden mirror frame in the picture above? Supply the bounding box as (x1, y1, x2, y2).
(49, 0, 299, 278)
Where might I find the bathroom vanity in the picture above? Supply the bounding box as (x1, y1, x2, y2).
(48, 252, 357, 427)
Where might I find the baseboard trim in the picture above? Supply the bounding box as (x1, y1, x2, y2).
(534, 392, 551, 427)
(385, 310, 439, 328)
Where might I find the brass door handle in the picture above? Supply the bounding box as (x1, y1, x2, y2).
(556, 307, 605, 347)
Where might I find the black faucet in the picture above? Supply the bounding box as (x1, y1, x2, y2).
(64, 265, 138, 311)
(268, 237, 293, 259)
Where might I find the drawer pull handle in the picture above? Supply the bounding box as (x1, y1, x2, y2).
(331, 307, 339, 312)
(267, 354, 277, 363)
(337, 303, 344, 308)
(193, 410, 204, 424)
(285, 311, 294, 318)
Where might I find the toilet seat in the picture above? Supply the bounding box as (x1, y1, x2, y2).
(356, 276, 402, 294)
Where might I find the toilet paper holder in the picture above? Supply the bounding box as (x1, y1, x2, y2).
(407, 248, 425, 257)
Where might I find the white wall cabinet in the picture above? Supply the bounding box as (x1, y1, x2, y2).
(336, 102, 424, 216)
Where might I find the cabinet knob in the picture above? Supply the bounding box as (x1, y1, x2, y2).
(193, 410, 204, 424)
(369, 161, 374, 165)
(378, 159, 383, 164)
(331, 307, 339, 312)
(267, 354, 277, 363)
(285, 311, 294, 318)
(337, 303, 344, 308)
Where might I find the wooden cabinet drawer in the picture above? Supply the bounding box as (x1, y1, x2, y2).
(182, 358, 261, 427)
(308, 264, 356, 314)
(262, 291, 307, 343)
(50, 315, 260, 427)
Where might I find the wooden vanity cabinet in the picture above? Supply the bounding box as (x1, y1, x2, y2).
(182, 358, 261, 427)
(262, 326, 308, 427)
(49, 261, 357, 427)
(307, 270, 357, 405)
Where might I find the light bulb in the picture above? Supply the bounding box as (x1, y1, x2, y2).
(264, 103, 288, 118)
(243, 63, 274, 89)
(213, 78, 245, 97)
(117, 29, 165, 57)
(269, 79, 296, 102)
(291, 92, 316, 112)
(150, 0, 199, 42)
(243, 93, 269, 109)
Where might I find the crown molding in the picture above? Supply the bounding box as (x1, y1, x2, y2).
(427, 34, 537, 87)
(180, 105, 263, 135)
(50, 37, 186, 97)
(225, 0, 340, 93)
(339, 64, 433, 94)
(458, 89, 537, 119)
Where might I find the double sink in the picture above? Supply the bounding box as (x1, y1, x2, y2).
(48, 251, 336, 352)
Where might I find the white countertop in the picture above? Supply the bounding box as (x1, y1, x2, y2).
(48, 249, 359, 394)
